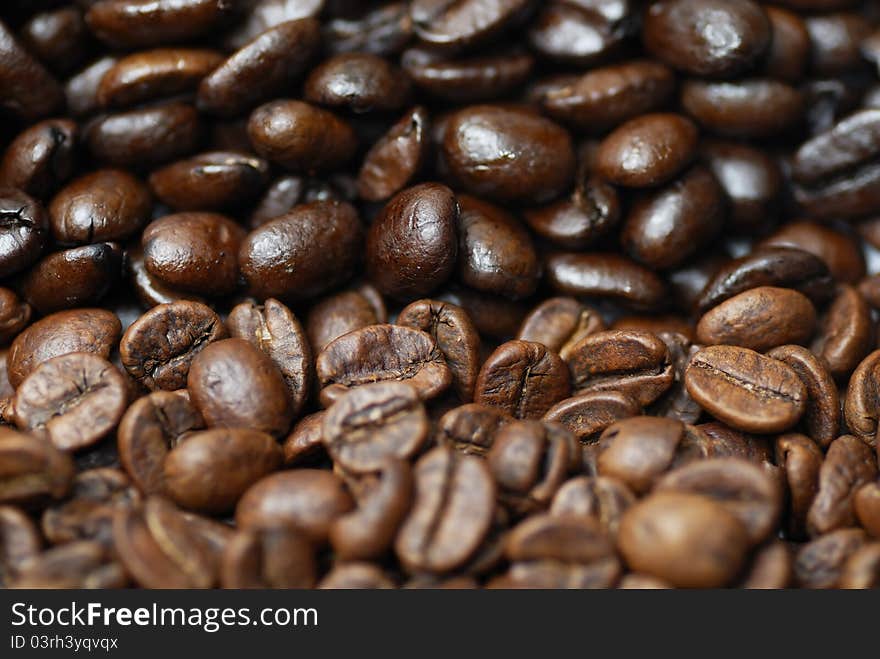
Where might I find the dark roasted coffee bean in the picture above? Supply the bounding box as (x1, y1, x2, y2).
(18, 7, 89, 76)
(696, 286, 816, 352)
(86, 103, 203, 169)
(221, 525, 316, 589)
(643, 0, 770, 78)
(395, 445, 495, 573)
(98, 49, 224, 110)
(64, 56, 118, 118)
(685, 345, 807, 434)
(762, 6, 810, 82)
(398, 299, 480, 401)
(319, 563, 396, 589)
(807, 435, 877, 536)
(539, 60, 675, 133)
(844, 350, 880, 446)
(474, 340, 570, 420)
(14, 353, 127, 452)
(696, 421, 772, 463)
(435, 403, 511, 456)
(696, 247, 834, 313)
(305, 52, 410, 114)
(117, 390, 204, 495)
(806, 12, 871, 77)
(247, 100, 357, 173)
(119, 301, 225, 392)
(8, 308, 120, 388)
(0, 289, 30, 347)
(618, 491, 750, 588)
(227, 0, 324, 50)
(439, 286, 529, 340)
(543, 391, 641, 446)
(236, 469, 353, 544)
(358, 106, 430, 202)
(188, 338, 292, 437)
(794, 527, 867, 589)
(316, 324, 452, 406)
(50, 170, 151, 245)
(240, 200, 362, 302)
(0, 21, 63, 121)
(0, 120, 77, 200)
(199, 19, 321, 118)
(566, 330, 673, 406)
(164, 428, 282, 514)
(227, 298, 312, 419)
(550, 475, 635, 538)
(324, 2, 412, 56)
(149, 152, 269, 212)
(366, 183, 458, 301)
(442, 105, 575, 204)
(410, 0, 530, 52)
(86, 0, 237, 49)
(767, 345, 839, 448)
(517, 298, 605, 362)
(775, 433, 823, 539)
(306, 286, 386, 355)
(810, 285, 873, 379)
(760, 221, 865, 284)
(545, 253, 668, 311)
(0, 428, 74, 507)
(0, 187, 49, 279)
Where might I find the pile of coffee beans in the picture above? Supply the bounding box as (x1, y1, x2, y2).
(2, 0, 880, 589)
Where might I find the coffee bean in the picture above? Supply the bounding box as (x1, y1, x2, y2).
(545, 253, 668, 311)
(794, 527, 867, 589)
(566, 330, 673, 406)
(550, 476, 635, 538)
(397, 299, 480, 401)
(0, 119, 77, 199)
(618, 491, 750, 588)
(410, 0, 530, 52)
(0, 428, 74, 507)
(806, 12, 871, 76)
(0, 187, 49, 279)
(685, 345, 807, 434)
(324, 2, 412, 57)
(854, 482, 880, 538)
(18, 7, 90, 76)
(810, 285, 874, 379)
(305, 52, 411, 113)
(316, 324, 452, 406)
(0, 20, 63, 121)
(474, 340, 570, 420)
(435, 403, 511, 456)
(366, 183, 458, 300)
(517, 298, 605, 362)
(306, 286, 386, 355)
(739, 540, 793, 589)
(807, 435, 877, 536)
(763, 6, 810, 82)
(221, 525, 316, 589)
(10, 540, 126, 589)
(119, 301, 226, 391)
(395, 445, 495, 573)
(838, 543, 880, 589)
(240, 200, 363, 302)
(543, 390, 641, 445)
(319, 562, 396, 589)
(357, 106, 430, 202)
(64, 56, 118, 118)
(528, 1, 636, 67)
(844, 349, 880, 445)
(0, 505, 41, 586)
(14, 353, 127, 452)
(0, 288, 30, 346)
(282, 411, 326, 466)
(188, 338, 293, 437)
(775, 433, 823, 539)
(760, 221, 865, 284)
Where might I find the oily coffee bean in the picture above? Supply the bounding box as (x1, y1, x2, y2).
(316, 324, 452, 406)
(164, 428, 283, 514)
(13, 352, 128, 452)
(805, 12, 872, 77)
(306, 286, 387, 355)
(474, 340, 570, 420)
(550, 476, 635, 538)
(762, 6, 810, 82)
(330, 459, 413, 561)
(366, 183, 458, 301)
(438, 286, 529, 340)
(227, 298, 313, 418)
(766, 345, 839, 448)
(410, 0, 530, 52)
(0, 505, 41, 586)
(323, 2, 412, 57)
(49, 170, 151, 245)
(188, 338, 293, 438)
(0, 428, 74, 507)
(305, 52, 411, 114)
(322, 381, 428, 473)
(282, 411, 326, 466)
(0, 20, 63, 121)
(119, 301, 226, 392)
(117, 390, 204, 495)
(760, 221, 865, 284)
(148, 152, 270, 212)
(397, 299, 480, 401)
(810, 285, 874, 379)
(0, 187, 49, 279)
(618, 491, 750, 588)
(0, 288, 30, 346)
(565, 330, 673, 407)
(358, 106, 430, 202)
(654, 458, 782, 545)
(517, 298, 605, 362)
(844, 349, 880, 446)
(806, 435, 877, 536)
(0, 119, 78, 199)
(199, 18, 321, 118)
(775, 433, 824, 539)
(221, 525, 316, 589)
(794, 527, 867, 589)
(696, 286, 817, 352)
(226, 0, 324, 50)
(442, 105, 575, 204)
(435, 403, 511, 456)
(64, 56, 118, 118)
(236, 470, 353, 544)
(543, 391, 642, 446)
(240, 200, 363, 302)
(395, 445, 495, 574)
(685, 345, 807, 434)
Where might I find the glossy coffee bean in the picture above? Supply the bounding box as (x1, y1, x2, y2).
(226, 0, 324, 50)
(357, 106, 430, 202)
(763, 6, 810, 82)
(188, 338, 292, 437)
(811, 285, 873, 379)
(366, 183, 458, 301)
(844, 350, 880, 446)
(316, 324, 452, 406)
(0, 187, 49, 279)
(550, 475, 635, 537)
(240, 200, 363, 302)
(64, 56, 118, 118)
(807, 435, 877, 536)
(517, 297, 605, 362)
(543, 391, 641, 446)
(545, 253, 668, 311)
(435, 403, 511, 457)
(0, 428, 74, 507)
(0, 21, 63, 121)
(685, 345, 807, 434)
(0, 119, 77, 200)
(149, 152, 269, 212)
(643, 0, 771, 78)
(18, 7, 90, 76)
(305, 52, 411, 114)
(0, 289, 30, 347)
(199, 19, 321, 118)
(475, 340, 570, 420)
(395, 445, 495, 574)
(696, 286, 817, 352)
(442, 105, 575, 204)
(50, 170, 151, 244)
(306, 285, 386, 355)
(805, 12, 871, 76)
(247, 100, 357, 173)
(410, 0, 530, 52)
(760, 221, 865, 284)
(14, 353, 127, 452)
(775, 433, 823, 539)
